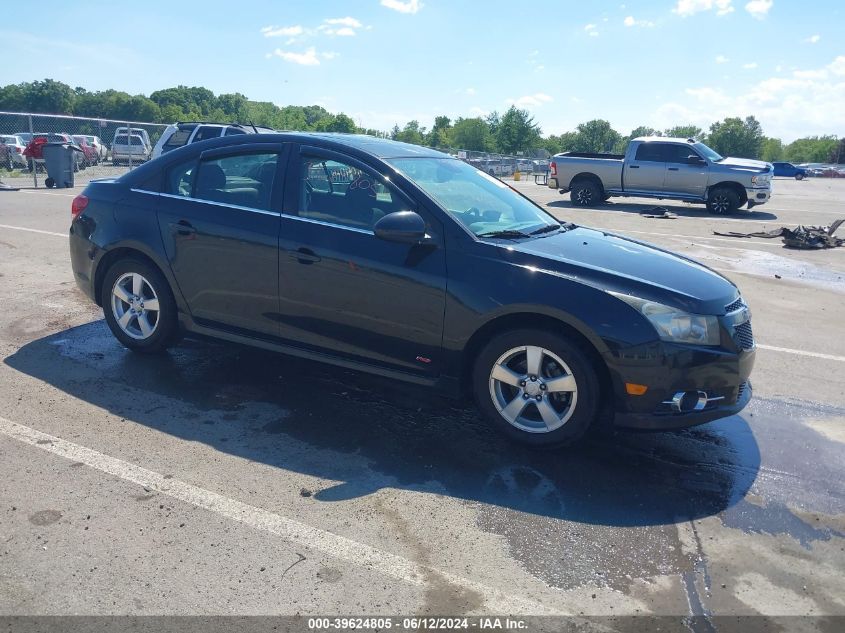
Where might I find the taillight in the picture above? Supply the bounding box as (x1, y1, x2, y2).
(15, 147, 22, 153)
(550, 162, 557, 176)
(71, 194, 89, 219)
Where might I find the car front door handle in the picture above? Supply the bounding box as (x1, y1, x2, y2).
(668, 167, 679, 171)
(629, 165, 640, 169)
(291, 247, 321, 264)
(171, 220, 196, 236)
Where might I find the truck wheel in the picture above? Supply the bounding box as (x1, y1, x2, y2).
(473, 329, 600, 448)
(707, 187, 739, 214)
(570, 179, 602, 207)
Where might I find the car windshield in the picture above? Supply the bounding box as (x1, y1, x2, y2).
(694, 141, 723, 162)
(386, 157, 559, 237)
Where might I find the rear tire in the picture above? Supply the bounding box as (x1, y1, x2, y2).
(569, 178, 602, 207)
(707, 186, 739, 214)
(102, 258, 179, 354)
(472, 328, 600, 448)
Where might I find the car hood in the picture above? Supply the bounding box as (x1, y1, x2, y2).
(717, 156, 771, 172)
(497, 227, 738, 315)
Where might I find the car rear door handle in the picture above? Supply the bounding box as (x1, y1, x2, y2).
(668, 167, 679, 171)
(629, 165, 640, 169)
(290, 247, 321, 264)
(171, 220, 196, 236)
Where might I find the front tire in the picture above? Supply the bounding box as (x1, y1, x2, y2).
(102, 259, 179, 354)
(569, 178, 602, 207)
(707, 186, 739, 214)
(472, 329, 600, 448)
(795, 173, 804, 181)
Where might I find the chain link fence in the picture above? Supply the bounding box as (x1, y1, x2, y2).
(0, 111, 167, 188)
(1, 111, 551, 189)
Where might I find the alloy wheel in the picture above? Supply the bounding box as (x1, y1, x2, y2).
(488, 345, 578, 433)
(576, 188, 593, 204)
(110, 272, 161, 340)
(712, 195, 730, 213)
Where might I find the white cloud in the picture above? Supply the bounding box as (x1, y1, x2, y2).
(743, 62, 758, 69)
(321, 51, 339, 60)
(744, 0, 772, 19)
(380, 0, 423, 14)
(324, 17, 362, 28)
(653, 55, 845, 141)
(805, 34, 821, 44)
(261, 25, 304, 37)
(584, 23, 599, 36)
(673, 0, 734, 17)
(624, 16, 655, 27)
(507, 93, 553, 109)
(270, 47, 321, 66)
(465, 87, 476, 95)
(715, 55, 729, 63)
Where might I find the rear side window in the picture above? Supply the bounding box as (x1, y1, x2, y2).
(166, 159, 196, 197)
(634, 143, 667, 162)
(225, 127, 247, 136)
(193, 152, 279, 211)
(163, 129, 193, 150)
(193, 126, 222, 142)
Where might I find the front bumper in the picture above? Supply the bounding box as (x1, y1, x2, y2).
(745, 186, 771, 206)
(605, 341, 756, 431)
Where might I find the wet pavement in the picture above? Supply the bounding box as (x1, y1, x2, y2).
(0, 181, 844, 624)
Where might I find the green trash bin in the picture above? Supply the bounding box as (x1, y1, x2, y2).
(42, 142, 79, 188)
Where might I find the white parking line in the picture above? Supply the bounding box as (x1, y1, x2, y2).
(0, 223, 66, 238)
(19, 190, 76, 197)
(756, 344, 845, 362)
(0, 416, 562, 616)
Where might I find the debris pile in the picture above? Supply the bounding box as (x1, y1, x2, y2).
(714, 219, 844, 249)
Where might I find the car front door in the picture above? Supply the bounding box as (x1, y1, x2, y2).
(156, 143, 287, 337)
(275, 146, 447, 376)
(623, 142, 667, 192)
(662, 144, 708, 198)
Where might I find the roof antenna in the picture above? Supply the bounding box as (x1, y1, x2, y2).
(249, 120, 258, 134)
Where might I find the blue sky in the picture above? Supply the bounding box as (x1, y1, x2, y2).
(2, 0, 842, 141)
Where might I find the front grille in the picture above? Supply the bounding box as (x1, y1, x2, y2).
(725, 297, 745, 313)
(734, 321, 755, 351)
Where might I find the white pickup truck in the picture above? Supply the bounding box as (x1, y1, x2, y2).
(549, 137, 773, 213)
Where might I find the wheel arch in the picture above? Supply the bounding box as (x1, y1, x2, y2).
(460, 311, 613, 404)
(568, 172, 605, 192)
(93, 245, 176, 308)
(709, 181, 747, 206)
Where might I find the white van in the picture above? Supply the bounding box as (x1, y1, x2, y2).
(113, 127, 151, 149)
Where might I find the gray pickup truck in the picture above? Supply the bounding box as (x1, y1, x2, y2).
(548, 137, 773, 213)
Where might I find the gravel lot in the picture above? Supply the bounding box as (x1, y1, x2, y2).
(0, 175, 843, 626)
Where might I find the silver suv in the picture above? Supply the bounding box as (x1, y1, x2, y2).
(151, 122, 273, 159)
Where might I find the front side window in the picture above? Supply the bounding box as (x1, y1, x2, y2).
(387, 158, 558, 237)
(193, 152, 279, 210)
(299, 155, 405, 230)
(665, 144, 702, 164)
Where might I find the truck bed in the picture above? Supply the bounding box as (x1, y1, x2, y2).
(557, 151, 625, 160)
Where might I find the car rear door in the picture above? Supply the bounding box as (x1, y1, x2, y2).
(662, 144, 708, 198)
(155, 143, 288, 337)
(274, 145, 447, 376)
(623, 142, 667, 193)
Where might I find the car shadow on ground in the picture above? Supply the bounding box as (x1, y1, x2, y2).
(5, 321, 761, 528)
(545, 199, 780, 221)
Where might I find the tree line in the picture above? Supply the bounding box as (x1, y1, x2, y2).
(1, 79, 842, 163)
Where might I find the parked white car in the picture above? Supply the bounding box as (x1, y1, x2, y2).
(111, 134, 151, 165)
(1, 134, 28, 168)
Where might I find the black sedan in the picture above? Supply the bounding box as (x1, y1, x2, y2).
(69, 133, 755, 447)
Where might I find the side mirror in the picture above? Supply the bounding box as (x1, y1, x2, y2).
(374, 211, 426, 244)
(687, 155, 706, 165)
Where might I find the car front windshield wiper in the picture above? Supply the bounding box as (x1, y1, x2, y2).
(476, 229, 531, 239)
(529, 224, 562, 235)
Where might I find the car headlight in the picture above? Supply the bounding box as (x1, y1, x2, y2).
(610, 293, 721, 346)
(751, 174, 771, 186)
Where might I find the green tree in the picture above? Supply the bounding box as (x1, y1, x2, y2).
(784, 136, 839, 163)
(707, 116, 764, 159)
(495, 106, 541, 154)
(830, 138, 845, 164)
(217, 93, 248, 121)
(23, 79, 75, 114)
(394, 120, 427, 145)
(450, 117, 492, 151)
(760, 137, 784, 162)
(314, 113, 357, 133)
(664, 125, 704, 140)
(569, 119, 621, 153)
(427, 115, 452, 148)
